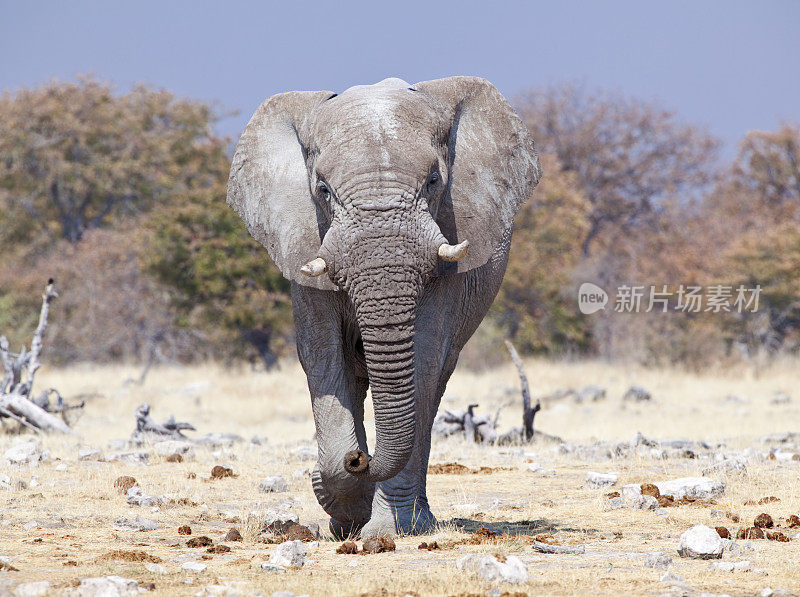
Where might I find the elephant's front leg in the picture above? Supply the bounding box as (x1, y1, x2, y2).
(291, 283, 374, 538)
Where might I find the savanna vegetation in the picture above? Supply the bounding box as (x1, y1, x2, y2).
(1, 77, 798, 369)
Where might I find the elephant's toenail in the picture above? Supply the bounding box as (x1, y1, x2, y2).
(344, 449, 370, 474)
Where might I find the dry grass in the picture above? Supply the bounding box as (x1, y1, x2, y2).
(1, 357, 799, 596)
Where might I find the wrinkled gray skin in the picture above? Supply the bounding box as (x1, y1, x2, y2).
(228, 77, 540, 538)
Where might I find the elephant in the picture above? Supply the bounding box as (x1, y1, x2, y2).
(227, 76, 541, 538)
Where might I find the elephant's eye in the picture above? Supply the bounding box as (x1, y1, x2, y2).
(317, 180, 331, 200)
(427, 172, 439, 186)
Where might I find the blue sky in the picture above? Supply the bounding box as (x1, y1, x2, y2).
(2, 1, 798, 156)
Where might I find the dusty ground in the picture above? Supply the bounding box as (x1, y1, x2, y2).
(1, 358, 799, 596)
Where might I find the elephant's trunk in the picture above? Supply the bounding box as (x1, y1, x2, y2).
(346, 267, 419, 483)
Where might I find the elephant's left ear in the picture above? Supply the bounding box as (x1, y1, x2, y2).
(414, 77, 542, 274)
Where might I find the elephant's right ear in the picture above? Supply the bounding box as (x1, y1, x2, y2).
(227, 90, 337, 291)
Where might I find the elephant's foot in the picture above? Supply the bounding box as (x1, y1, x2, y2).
(312, 466, 373, 540)
(360, 495, 437, 538)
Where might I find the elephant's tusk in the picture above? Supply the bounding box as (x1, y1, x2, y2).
(300, 257, 328, 277)
(437, 240, 469, 262)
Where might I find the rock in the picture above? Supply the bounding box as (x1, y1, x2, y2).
(268, 540, 306, 568)
(602, 496, 624, 511)
(23, 520, 39, 531)
(284, 523, 316, 542)
(630, 494, 659, 510)
(109, 451, 150, 465)
(78, 446, 103, 461)
(640, 483, 660, 497)
(55, 463, 68, 472)
(258, 476, 288, 493)
(145, 563, 168, 574)
(14, 581, 51, 597)
(644, 551, 673, 570)
(3, 442, 42, 465)
(457, 554, 529, 585)
(585, 471, 618, 488)
(623, 385, 652, 402)
(291, 468, 311, 480)
(290, 445, 317, 461)
(715, 526, 731, 539)
(659, 571, 687, 584)
(710, 560, 753, 572)
(73, 576, 139, 597)
(250, 435, 268, 445)
(182, 561, 207, 572)
(223, 528, 242, 542)
(621, 484, 642, 500)
(259, 562, 286, 573)
(678, 524, 724, 559)
(195, 433, 243, 447)
(126, 486, 163, 507)
(578, 385, 606, 402)
(702, 458, 747, 475)
(113, 515, 160, 532)
(154, 440, 195, 458)
(255, 509, 299, 535)
(655, 477, 725, 500)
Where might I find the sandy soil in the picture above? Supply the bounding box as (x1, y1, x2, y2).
(1, 358, 799, 596)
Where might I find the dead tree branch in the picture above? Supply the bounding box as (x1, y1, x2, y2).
(504, 339, 541, 441)
(0, 280, 78, 434)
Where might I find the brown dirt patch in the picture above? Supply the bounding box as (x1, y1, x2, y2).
(641, 483, 660, 498)
(766, 531, 790, 542)
(283, 523, 316, 542)
(336, 541, 358, 554)
(207, 545, 231, 553)
(758, 496, 780, 504)
(787, 515, 800, 528)
(223, 528, 243, 542)
(99, 550, 162, 563)
(186, 536, 213, 548)
(113, 476, 136, 493)
(362, 536, 396, 554)
(428, 462, 471, 474)
(715, 526, 730, 539)
(737, 527, 765, 540)
(178, 525, 192, 535)
(211, 465, 234, 479)
(418, 541, 440, 550)
(165, 453, 183, 463)
(754, 513, 774, 528)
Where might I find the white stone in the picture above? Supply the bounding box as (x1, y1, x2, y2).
(14, 581, 51, 597)
(655, 477, 725, 500)
(23, 520, 39, 531)
(621, 483, 642, 500)
(258, 475, 288, 493)
(644, 551, 673, 569)
(3, 442, 41, 465)
(585, 471, 618, 488)
(259, 562, 287, 573)
(678, 524, 724, 559)
(113, 515, 160, 531)
(269, 540, 306, 568)
(254, 509, 299, 534)
(55, 463, 68, 472)
(659, 571, 687, 584)
(126, 486, 163, 507)
(145, 563, 168, 574)
(154, 440, 195, 458)
(630, 494, 659, 510)
(710, 560, 752, 572)
(182, 561, 207, 572)
(73, 576, 139, 597)
(78, 446, 103, 461)
(602, 497, 624, 511)
(290, 446, 317, 461)
(457, 554, 528, 584)
(702, 459, 747, 475)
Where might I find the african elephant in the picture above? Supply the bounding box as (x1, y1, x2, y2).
(227, 76, 540, 538)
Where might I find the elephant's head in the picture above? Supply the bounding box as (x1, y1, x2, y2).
(228, 77, 540, 484)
